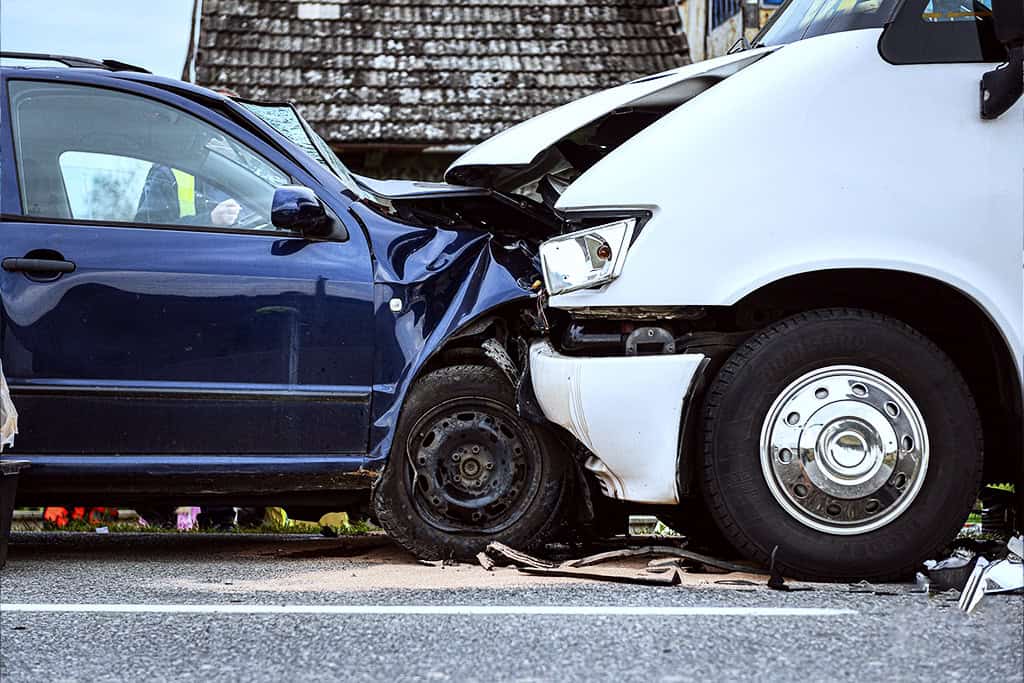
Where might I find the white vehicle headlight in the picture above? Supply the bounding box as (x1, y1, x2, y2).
(539, 218, 637, 295)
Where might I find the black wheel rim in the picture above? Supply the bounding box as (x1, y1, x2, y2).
(403, 396, 542, 534)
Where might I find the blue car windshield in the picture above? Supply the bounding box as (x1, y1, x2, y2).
(238, 101, 366, 197)
(756, 0, 901, 46)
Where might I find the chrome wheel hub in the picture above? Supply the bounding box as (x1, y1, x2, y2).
(760, 366, 928, 535)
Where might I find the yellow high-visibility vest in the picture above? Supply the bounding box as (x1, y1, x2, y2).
(171, 169, 196, 217)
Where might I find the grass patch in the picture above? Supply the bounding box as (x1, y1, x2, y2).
(231, 521, 322, 535)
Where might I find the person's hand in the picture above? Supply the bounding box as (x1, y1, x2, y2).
(211, 198, 241, 226)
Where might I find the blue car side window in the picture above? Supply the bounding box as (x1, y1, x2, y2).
(8, 80, 294, 233)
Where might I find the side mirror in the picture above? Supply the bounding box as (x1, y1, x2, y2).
(981, 0, 1024, 120)
(271, 186, 347, 240)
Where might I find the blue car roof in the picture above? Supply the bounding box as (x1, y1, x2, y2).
(1, 64, 232, 104)
(0, 52, 240, 108)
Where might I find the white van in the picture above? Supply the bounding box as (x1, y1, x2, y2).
(445, 0, 1023, 578)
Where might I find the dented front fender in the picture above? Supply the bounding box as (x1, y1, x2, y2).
(349, 202, 539, 467)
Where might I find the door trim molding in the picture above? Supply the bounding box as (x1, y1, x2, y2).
(8, 379, 370, 403)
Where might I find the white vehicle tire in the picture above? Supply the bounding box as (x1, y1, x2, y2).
(701, 308, 983, 581)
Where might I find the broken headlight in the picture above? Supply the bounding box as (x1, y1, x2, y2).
(539, 218, 637, 295)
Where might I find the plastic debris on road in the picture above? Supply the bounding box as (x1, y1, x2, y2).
(953, 535, 1024, 614)
(0, 361, 18, 451)
(922, 552, 982, 593)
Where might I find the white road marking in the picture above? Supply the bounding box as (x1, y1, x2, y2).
(0, 603, 856, 617)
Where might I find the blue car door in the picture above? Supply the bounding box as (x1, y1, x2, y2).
(0, 74, 374, 460)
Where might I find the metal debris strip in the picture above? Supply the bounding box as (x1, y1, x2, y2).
(417, 558, 460, 568)
(484, 542, 557, 570)
(481, 339, 520, 386)
(565, 546, 764, 575)
(479, 542, 767, 586)
(767, 545, 814, 592)
(0, 361, 17, 451)
(476, 552, 495, 571)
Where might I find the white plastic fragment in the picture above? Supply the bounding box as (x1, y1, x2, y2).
(1008, 535, 1023, 561)
(958, 557, 991, 613)
(958, 535, 1024, 613)
(0, 361, 18, 451)
(981, 559, 1024, 594)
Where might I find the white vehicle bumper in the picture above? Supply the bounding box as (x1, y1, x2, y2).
(528, 341, 706, 504)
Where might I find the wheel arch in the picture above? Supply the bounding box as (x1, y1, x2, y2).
(728, 268, 1022, 486)
(365, 298, 540, 468)
(413, 302, 526, 378)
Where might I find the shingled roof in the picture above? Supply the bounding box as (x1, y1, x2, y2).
(196, 0, 690, 148)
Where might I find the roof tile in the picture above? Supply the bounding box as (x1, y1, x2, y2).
(197, 0, 690, 145)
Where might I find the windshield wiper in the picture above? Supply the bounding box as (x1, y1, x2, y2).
(728, 36, 754, 53)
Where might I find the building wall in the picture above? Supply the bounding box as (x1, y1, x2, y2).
(677, 0, 782, 61)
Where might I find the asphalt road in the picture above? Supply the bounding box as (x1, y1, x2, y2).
(1, 533, 1021, 682)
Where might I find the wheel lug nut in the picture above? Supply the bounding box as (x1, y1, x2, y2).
(794, 484, 808, 498)
(778, 448, 793, 464)
(485, 462, 494, 470)
(471, 446, 481, 454)
(451, 453, 461, 462)
(453, 475, 461, 483)
(826, 503, 842, 517)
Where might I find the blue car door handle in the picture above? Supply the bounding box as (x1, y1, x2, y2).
(2, 256, 76, 277)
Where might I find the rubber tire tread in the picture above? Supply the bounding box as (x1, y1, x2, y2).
(701, 308, 983, 581)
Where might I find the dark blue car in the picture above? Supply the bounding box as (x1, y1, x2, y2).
(0, 54, 572, 558)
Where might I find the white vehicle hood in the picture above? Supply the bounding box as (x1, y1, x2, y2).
(445, 47, 776, 191)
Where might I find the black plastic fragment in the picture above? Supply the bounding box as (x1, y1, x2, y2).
(767, 545, 813, 592)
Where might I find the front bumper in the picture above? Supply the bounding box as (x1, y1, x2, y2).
(528, 341, 706, 504)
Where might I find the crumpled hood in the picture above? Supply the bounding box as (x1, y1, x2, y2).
(445, 47, 777, 192)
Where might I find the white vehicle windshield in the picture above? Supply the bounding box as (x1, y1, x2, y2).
(759, 0, 1003, 62)
(757, 0, 901, 45)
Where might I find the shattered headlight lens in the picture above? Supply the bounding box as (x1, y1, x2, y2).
(539, 218, 636, 295)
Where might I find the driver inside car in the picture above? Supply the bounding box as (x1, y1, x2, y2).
(135, 163, 245, 227)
